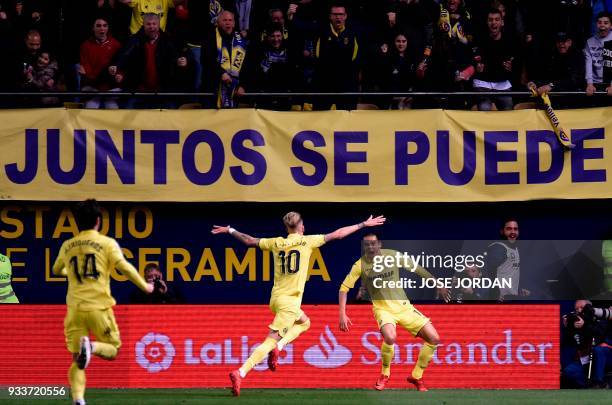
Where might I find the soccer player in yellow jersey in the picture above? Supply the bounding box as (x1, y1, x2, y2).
(211, 211, 386, 396)
(339, 233, 449, 392)
(52, 199, 153, 405)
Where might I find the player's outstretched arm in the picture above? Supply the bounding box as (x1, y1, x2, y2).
(211, 225, 260, 247)
(338, 291, 353, 332)
(324, 215, 386, 243)
(51, 261, 67, 277)
(116, 260, 154, 294)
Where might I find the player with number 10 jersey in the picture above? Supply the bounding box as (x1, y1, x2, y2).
(211, 211, 386, 396)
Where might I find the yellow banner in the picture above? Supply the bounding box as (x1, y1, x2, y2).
(0, 108, 610, 202)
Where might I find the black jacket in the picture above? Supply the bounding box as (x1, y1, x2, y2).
(114, 29, 192, 91)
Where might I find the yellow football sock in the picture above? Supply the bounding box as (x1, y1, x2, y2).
(92, 342, 118, 360)
(277, 319, 311, 351)
(381, 342, 394, 376)
(239, 337, 277, 376)
(412, 342, 437, 379)
(68, 362, 86, 401)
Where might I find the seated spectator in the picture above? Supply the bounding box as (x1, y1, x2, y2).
(201, 10, 247, 108)
(585, 12, 612, 96)
(120, 0, 181, 35)
(472, 8, 516, 111)
(110, 13, 191, 108)
(21, 49, 60, 106)
(79, 16, 122, 109)
(130, 263, 184, 303)
(528, 32, 585, 108)
(246, 23, 297, 110)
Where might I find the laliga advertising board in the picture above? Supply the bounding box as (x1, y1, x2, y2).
(1, 305, 559, 389)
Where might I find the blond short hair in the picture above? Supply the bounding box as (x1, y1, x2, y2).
(283, 211, 302, 229)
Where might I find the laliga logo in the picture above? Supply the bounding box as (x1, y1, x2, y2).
(135, 332, 175, 373)
(303, 325, 352, 369)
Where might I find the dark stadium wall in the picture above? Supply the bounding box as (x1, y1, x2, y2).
(2, 200, 611, 304)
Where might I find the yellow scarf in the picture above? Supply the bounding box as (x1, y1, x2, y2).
(216, 29, 246, 108)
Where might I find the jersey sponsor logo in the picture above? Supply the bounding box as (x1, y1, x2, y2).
(303, 325, 352, 368)
(135, 332, 176, 373)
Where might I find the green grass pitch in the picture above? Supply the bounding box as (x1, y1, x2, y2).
(1, 389, 609, 404)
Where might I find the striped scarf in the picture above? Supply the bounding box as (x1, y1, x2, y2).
(216, 29, 247, 108)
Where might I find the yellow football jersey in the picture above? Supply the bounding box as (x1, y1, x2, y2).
(259, 233, 326, 300)
(128, 0, 174, 34)
(340, 249, 434, 313)
(53, 230, 148, 310)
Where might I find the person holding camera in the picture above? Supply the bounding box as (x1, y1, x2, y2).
(129, 263, 184, 304)
(561, 300, 612, 388)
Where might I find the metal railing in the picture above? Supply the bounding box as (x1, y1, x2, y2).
(0, 90, 609, 98)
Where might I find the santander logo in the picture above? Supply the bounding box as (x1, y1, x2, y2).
(303, 325, 352, 368)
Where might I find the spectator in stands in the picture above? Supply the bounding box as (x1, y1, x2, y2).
(429, 0, 475, 108)
(437, 0, 473, 45)
(590, 0, 612, 36)
(377, 32, 418, 109)
(110, 13, 191, 108)
(84, 0, 131, 42)
(527, 32, 585, 108)
(201, 10, 247, 108)
(21, 49, 60, 106)
(5, 1, 58, 50)
(12, 29, 43, 94)
(553, 0, 592, 49)
(314, 3, 361, 110)
(130, 263, 184, 303)
(585, 12, 612, 96)
(472, 8, 516, 110)
(179, 1, 235, 92)
(259, 8, 290, 45)
(246, 23, 296, 110)
(59, 1, 131, 92)
(391, 0, 438, 53)
(119, 0, 183, 35)
(19, 28, 41, 68)
(79, 16, 122, 109)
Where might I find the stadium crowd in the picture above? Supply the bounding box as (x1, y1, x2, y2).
(0, 0, 611, 110)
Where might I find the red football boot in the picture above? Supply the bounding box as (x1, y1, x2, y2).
(375, 374, 390, 391)
(268, 346, 279, 371)
(406, 375, 428, 392)
(229, 370, 242, 396)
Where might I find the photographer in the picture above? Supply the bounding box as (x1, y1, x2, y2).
(561, 300, 611, 388)
(129, 263, 184, 304)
